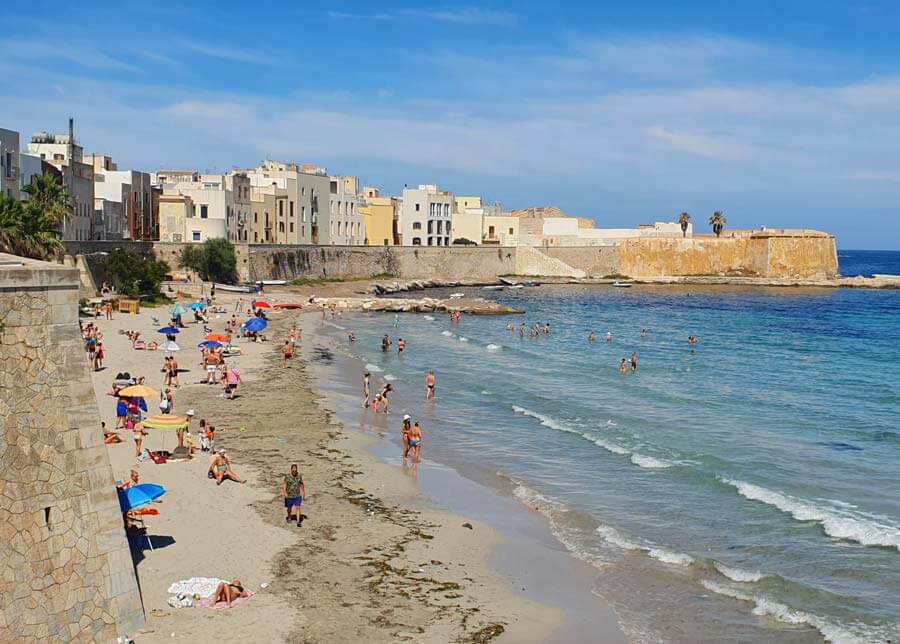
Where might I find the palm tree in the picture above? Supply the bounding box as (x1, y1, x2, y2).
(708, 211, 727, 238)
(0, 173, 71, 259)
(678, 212, 691, 238)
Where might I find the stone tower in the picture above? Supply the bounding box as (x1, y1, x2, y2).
(0, 253, 144, 642)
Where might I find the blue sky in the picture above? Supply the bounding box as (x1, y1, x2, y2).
(1, 1, 899, 248)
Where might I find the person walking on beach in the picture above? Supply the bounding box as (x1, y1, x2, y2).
(105, 301, 113, 320)
(408, 422, 423, 463)
(282, 340, 294, 367)
(630, 352, 638, 373)
(281, 463, 306, 527)
(362, 372, 371, 408)
(401, 415, 412, 459)
(425, 371, 436, 400)
(204, 350, 220, 384)
(224, 363, 242, 399)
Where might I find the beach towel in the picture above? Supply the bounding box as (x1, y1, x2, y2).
(196, 590, 255, 610)
(167, 577, 224, 598)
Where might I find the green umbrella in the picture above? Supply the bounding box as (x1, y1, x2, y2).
(170, 303, 188, 317)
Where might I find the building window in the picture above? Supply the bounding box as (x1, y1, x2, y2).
(301, 206, 306, 221)
(412, 237, 422, 245)
(201, 205, 208, 219)
(427, 221, 434, 234)
(444, 203, 450, 216)
(290, 222, 294, 233)
(278, 201, 283, 217)
(192, 231, 201, 241)
(383, 239, 389, 246)
(289, 201, 294, 217)
(254, 211, 258, 223)
(509, 228, 514, 235)
(278, 222, 285, 233)
(301, 186, 306, 196)
(415, 203, 420, 212)
(412, 222, 421, 230)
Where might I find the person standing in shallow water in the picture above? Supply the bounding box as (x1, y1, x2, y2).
(619, 358, 628, 374)
(425, 371, 436, 400)
(408, 422, 423, 463)
(362, 372, 371, 408)
(630, 352, 638, 373)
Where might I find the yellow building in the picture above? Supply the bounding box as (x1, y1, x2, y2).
(450, 211, 483, 244)
(454, 195, 482, 213)
(158, 194, 194, 243)
(359, 193, 396, 246)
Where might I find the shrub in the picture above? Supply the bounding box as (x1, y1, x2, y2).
(103, 249, 169, 297)
(452, 237, 477, 246)
(179, 238, 237, 283)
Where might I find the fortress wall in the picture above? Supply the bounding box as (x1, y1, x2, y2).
(0, 254, 144, 642)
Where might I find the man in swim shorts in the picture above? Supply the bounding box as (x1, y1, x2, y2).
(425, 370, 436, 400)
(281, 463, 306, 526)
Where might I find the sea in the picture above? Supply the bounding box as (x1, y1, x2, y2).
(312, 249, 900, 643)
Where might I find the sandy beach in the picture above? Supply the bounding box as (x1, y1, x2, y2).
(85, 289, 619, 643)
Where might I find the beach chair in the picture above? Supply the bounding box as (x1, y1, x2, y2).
(150, 316, 161, 326)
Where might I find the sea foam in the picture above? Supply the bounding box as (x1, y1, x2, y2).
(423, 315, 435, 321)
(720, 478, 900, 551)
(596, 525, 694, 567)
(485, 343, 502, 351)
(700, 580, 880, 644)
(713, 562, 766, 583)
(441, 330, 454, 337)
(630, 454, 673, 469)
(364, 363, 383, 373)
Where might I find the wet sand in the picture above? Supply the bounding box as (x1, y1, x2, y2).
(87, 296, 612, 642)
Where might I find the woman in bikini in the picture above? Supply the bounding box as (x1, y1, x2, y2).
(211, 579, 249, 607)
(408, 422, 423, 463)
(401, 415, 412, 459)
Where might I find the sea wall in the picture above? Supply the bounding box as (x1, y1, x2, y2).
(0, 253, 144, 642)
(247, 245, 516, 282)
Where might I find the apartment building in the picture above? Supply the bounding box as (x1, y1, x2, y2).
(359, 187, 397, 246)
(156, 172, 237, 242)
(25, 128, 94, 241)
(244, 161, 329, 244)
(224, 172, 251, 243)
(88, 154, 154, 240)
(0, 128, 20, 200)
(328, 175, 365, 245)
(398, 184, 453, 246)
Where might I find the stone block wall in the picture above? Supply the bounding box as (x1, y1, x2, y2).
(0, 253, 144, 642)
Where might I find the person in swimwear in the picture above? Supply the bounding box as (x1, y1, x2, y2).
(425, 371, 436, 400)
(380, 383, 393, 414)
(587, 331, 597, 342)
(630, 352, 638, 373)
(211, 579, 249, 607)
(362, 372, 371, 408)
(282, 340, 293, 367)
(397, 338, 406, 354)
(408, 422, 423, 463)
(619, 358, 628, 374)
(381, 335, 391, 352)
(606, 331, 614, 342)
(401, 414, 412, 459)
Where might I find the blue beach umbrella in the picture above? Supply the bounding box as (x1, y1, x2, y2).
(158, 326, 180, 335)
(170, 304, 188, 317)
(117, 483, 167, 512)
(244, 317, 267, 333)
(198, 340, 223, 350)
(188, 302, 206, 310)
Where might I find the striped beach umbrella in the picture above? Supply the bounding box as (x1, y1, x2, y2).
(141, 415, 188, 430)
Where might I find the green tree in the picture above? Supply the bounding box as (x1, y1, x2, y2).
(103, 248, 169, 297)
(708, 211, 727, 238)
(452, 237, 477, 245)
(0, 172, 71, 260)
(678, 212, 691, 238)
(179, 238, 238, 283)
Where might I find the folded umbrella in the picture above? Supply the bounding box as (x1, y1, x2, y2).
(244, 317, 267, 333)
(158, 326, 180, 335)
(118, 483, 167, 512)
(170, 304, 188, 317)
(163, 341, 181, 352)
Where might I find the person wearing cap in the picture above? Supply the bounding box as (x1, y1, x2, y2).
(281, 463, 306, 527)
(401, 415, 412, 460)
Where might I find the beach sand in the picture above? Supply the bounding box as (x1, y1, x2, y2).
(86, 293, 616, 643)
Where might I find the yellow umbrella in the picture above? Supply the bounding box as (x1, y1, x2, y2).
(141, 415, 188, 430)
(118, 384, 158, 398)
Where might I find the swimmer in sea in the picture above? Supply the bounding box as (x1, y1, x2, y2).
(408, 422, 423, 463)
(425, 370, 436, 400)
(640, 329, 647, 337)
(619, 358, 628, 374)
(606, 331, 613, 342)
(518, 324, 525, 338)
(588, 331, 597, 342)
(543, 323, 550, 334)
(382, 334, 392, 352)
(348, 331, 356, 342)
(397, 338, 406, 355)
(630, 352, 638, 373)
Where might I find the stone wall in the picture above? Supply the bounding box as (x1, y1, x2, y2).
(0, 253, 144, 642)
(247, 245, 517, 282)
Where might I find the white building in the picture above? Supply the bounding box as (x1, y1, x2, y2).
(328, 175, 365, 245)
(156, 172, 236, 242)
(89, 154, 153, 240)
(398, 184, 454, 246)
(0, 128, 21, 200)
(25, 129, 94, 241)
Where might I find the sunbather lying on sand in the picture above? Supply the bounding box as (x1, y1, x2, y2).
(211, 579, 249, 607)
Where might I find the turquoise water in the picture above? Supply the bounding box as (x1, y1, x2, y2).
(317, 283, 900, 642)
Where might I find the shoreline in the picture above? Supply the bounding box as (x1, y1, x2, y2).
(90, 300, 602, 642)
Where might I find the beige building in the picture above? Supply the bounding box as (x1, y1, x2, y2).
(244, 160, 329, 244)
(359, 187, 397, 246)
(483, 215, 520, 246)
(0, 127, 20, 200)
(328, 175, 365, 245)
(88, 154, 154, 240)
(156, 172, 239, 242)
(159, 194, 195, 243)
(25, 128, 94, 241)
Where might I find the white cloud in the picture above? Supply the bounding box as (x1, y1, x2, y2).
(327, 7, 518, 27)
(644, 126, 751, 161)
(180, 41, 274, 65)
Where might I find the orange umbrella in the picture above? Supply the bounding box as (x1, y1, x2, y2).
(274, 303, 302, 310)
(205, 333, 231, 343)
(254, 300, 272, 309)
(141, 415, 188, 430)
(118, 384, 158, 398)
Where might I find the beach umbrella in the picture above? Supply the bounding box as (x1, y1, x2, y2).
(141, 414, 188, 430)
(244, 317, 267, 333)
(158, 326, 180, 335)
(163, 340, 181, 352)
(117, 384, 157, 398)
(205, 333, 231, 342)
(188, 302, 206, 310)
(118, 483, 167, 512)
(254, 300, 272, 309)
(170, 304, 188, 317)
(198, 340, 222, 350)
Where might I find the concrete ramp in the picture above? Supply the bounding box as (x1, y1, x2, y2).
(514, 246, 586, 278)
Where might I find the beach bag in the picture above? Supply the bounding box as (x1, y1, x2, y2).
(159, 398, 169, 411)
